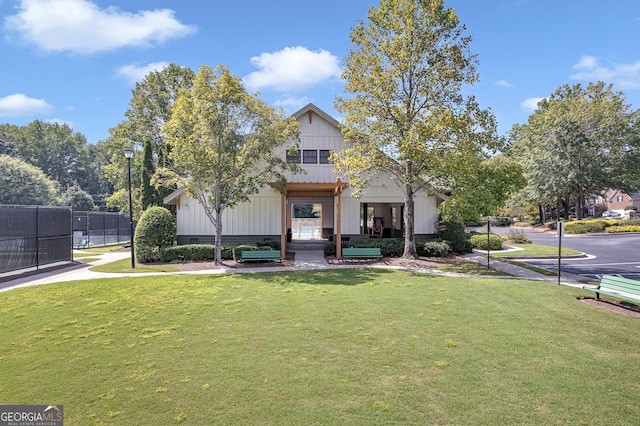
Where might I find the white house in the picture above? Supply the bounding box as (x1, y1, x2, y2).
(163, 103, 441, 257)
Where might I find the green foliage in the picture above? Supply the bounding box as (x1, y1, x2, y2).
(0, 121, 104, 195)
(0, 154, 60, 205)
(134, 206, 176, 263)
(62, 184, 96, 211)
(505, 228, 531, 244)
(470, 234, 503, 250)
(436, 222, 473, 254)
(624, 205, 637, 211)
(606, 225, 640, 233)
(160, 244, 214, 262)
(439, 156, 526, 222)
(334, 0, 505, 257)
(103, 64, 195, 217)
(139, 139, 159, 211)
(162, 64, 301, 264)
(509, 82, 640, 219)
(258, 240, 281, 250)
(419, 240, 452, 257)
(564, 219, 621, 234)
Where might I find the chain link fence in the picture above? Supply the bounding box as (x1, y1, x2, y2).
(72, 211, 131, 248)
(1, 206, 133, 276)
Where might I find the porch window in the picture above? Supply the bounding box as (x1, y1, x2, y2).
(319, 150, 332, 164)
(303, 150, 318, 164)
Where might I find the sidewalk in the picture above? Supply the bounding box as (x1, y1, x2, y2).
(0, 249, 586, 293)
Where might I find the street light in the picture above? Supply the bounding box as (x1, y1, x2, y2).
(124, 147, 135, 269)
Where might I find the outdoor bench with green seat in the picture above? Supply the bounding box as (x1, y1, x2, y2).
(342, 247, 383, 259)
(239, 249, 281, 263)
(582, 274, 640, 303)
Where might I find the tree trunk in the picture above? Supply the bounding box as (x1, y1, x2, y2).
(538, 203, 544, 224)
(214, 210, 223, 265)
(402, 182, 418, 259)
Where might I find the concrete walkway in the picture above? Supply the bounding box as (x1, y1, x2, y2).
(0, 249, 587, 293)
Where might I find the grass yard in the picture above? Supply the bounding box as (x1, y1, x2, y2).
(1, 270, 638, 425)
(495, 243, 582, 257)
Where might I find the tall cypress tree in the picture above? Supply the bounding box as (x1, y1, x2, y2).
(139, 139, 158, 210)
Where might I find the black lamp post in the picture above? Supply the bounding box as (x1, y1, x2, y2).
(124, 147, 135, 269)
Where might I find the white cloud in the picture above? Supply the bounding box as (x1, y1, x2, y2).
(244, 46, 341, 92)
(495, 80, 513, 87)
(571, 55, 640, 90)
(0, 93, 53, 117)
(3, 0, 196, 54)
(273, 96, 312, 111)
(521, 97, 544, 113)
(47, 117, 74, 128)
(115, 62, 170, 84)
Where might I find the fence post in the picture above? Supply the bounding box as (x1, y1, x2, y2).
(36, 206, 40, 270)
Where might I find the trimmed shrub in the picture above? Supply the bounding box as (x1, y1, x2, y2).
(564, 219, 622, 234)
(134, 206, 176, 263)
(257, 240, 281, 250)
(606, 225, 640, 233)
(470, 233, 503, 250)
(160, 244, 214, 262)
(324, 243, 336, 257)
(437, 222, 473, 254)
(505, 228, 531, 244)
(421, 240, 452, 257)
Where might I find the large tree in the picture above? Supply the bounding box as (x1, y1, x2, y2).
(0, 121, 106, 197)
(103, 64, 195, 215)
(510, 82, 640, 219)
(162, 64, 301, 264)
(0, 154, 60, 205)
(438, 155, 526, 221)
(335, 0, 504, 258)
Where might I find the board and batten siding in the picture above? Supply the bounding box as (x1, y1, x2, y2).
(166, 103, 440, 240)
(175, 186, 281, 236)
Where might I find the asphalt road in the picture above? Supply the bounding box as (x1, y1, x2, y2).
(495, 226, 640, 280)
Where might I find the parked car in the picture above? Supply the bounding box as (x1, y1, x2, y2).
(602, 211, 623, 219)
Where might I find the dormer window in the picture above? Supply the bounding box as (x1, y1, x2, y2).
(286, 151, 301, 164)
(303, 150, 318, 164)
(319, 150, 332, 164)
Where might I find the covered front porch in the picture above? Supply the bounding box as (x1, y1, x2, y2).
(269, 180, 407, 259)
(270, 180, 349, 258)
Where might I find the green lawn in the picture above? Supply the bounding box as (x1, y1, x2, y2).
(1, 270, 638, 425)
(493, 243, 582, 257)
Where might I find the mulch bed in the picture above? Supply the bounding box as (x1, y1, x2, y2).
(170, 254, 465, 271)
(580, 298, 640, 318)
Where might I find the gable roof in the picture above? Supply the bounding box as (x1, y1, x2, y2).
(292, 103, 341, 128)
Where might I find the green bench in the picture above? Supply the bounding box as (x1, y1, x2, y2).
(583, 275, 640, 303)
(240, 249, 281, 263)
(342, 247, 383, 259)
(74, 239, 88, 249)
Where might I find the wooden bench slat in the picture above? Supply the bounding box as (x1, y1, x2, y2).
(342, 247, 382, 259)
(240, 250, 281, 262)
(583, 274, 640, 303)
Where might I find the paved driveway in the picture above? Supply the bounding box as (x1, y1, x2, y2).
(495, 226, 640, 280)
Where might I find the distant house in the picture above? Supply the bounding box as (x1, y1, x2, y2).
(163, 103, 442, 257)
(601, 189, 640, 212)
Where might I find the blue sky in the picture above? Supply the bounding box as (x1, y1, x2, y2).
(1, 0, 639, 144)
